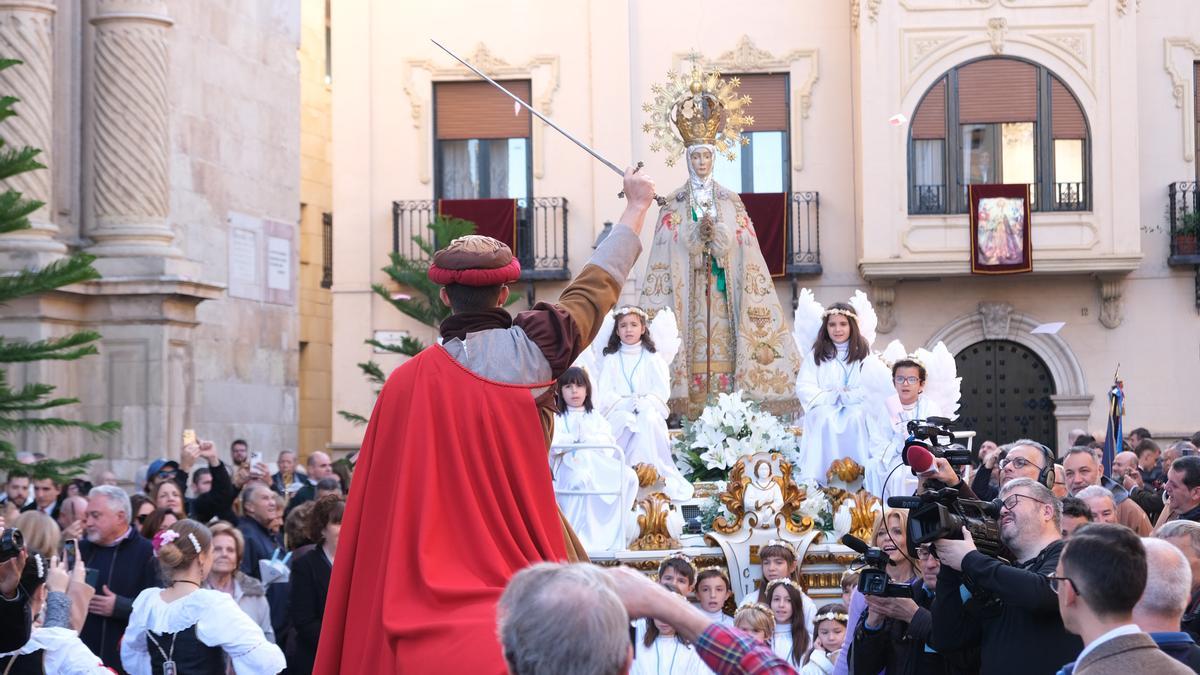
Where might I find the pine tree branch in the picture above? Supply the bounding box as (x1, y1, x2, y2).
(0, 145, 44, 181)
(337, 410, 368, 426)
(355, 360, 386, 388)
(0, 254, 100, 304)
(0, 332, 101, 363)
(0, 417, 120, 434)
(0, 453, 105, 481)
(364, 336, 424, 357)
(0, 188, 45, 235)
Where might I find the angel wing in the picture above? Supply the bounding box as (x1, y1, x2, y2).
(881, 339, 908, 367)
(791, 287, 824, 356)
(915, 341, 962, 420)
(648, 307, 682, 367)
(848, 290, 878, 348)
(573, 310, 616, 381)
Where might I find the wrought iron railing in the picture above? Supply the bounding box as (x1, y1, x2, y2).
(320, 212, 333, 289)
(909, 182, 1088, 214)
(1168, 181, 1199, 260)
(390, 197, 570, 281)
(788, 191, 820, 275)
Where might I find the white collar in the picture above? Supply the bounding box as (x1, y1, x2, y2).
(1076, 624, 1141, 664)
(619, 342, 642, 355)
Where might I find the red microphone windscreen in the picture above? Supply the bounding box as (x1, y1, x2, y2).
(905, 443, 935, 474)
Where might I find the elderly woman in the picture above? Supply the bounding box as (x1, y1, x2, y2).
(202, 521, 275, 644)
(287, 494, 344, 674)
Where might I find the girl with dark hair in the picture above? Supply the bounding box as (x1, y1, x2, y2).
(801, 602, 848, 674)
(593, 306, 692, 501)
(549, 367, 637, 552)
(631, 586, 708, 675)
(795, 301, 893, 483)
(288, 495, 345, 675)
(767, 579, 811, 668)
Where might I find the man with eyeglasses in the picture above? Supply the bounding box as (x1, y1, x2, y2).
(1053, 524, 1191, 675)
(1062, 447, 1153, 535)
(929, 477, 1081, 675)
(849, 544, 976, 674)
(972, 440, 1051, 502)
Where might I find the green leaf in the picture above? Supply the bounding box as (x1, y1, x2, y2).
(337, 410, 368, 426)
(0, 254, 100, 304)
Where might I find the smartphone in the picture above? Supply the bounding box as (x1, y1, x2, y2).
(84, 568, 100, 589)
(62, 539, 77, 569)
(182, 428, 196, 447)
(249, 451, 265, 475)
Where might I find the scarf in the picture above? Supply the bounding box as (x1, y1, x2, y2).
(439, 308, 513, 342)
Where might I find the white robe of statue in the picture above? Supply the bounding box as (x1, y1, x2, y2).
(795, 342, 893, 484)
(550, 407, 639, 552)
(594, 342, 694, 500)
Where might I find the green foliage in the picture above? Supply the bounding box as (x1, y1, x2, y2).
(337, 216, 521, 425)
(1179, 210, 1200, 235)
(0, 58, 112, 482)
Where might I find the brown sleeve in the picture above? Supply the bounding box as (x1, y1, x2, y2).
(515, 224, 642, 378)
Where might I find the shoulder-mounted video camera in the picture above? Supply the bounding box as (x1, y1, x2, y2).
(887, 488, 1010, 560)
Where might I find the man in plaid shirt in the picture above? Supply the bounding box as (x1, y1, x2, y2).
(499, 563, 796, 674)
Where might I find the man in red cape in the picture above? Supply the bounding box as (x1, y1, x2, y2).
(314, 170, 657, 674)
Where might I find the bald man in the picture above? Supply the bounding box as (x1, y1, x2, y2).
(1116, 450, 1164, 522)
(57, 494, 89, 541)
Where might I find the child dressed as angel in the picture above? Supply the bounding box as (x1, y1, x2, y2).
(864, 341, 962, 499)
(590, 306, 694, 500)
(792, 292, 894, 484)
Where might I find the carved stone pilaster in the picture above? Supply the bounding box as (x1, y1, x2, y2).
(1098, 276, 1124, 329)
(870, 282, 896, 334)
(86, 0, 180, 268)
(0, 0, 65, 268)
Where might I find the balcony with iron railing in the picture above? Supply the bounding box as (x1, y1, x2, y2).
(1167, 181, 1200, 309)
(909, 181, 1088, 215)
(392, 197, 570, 304)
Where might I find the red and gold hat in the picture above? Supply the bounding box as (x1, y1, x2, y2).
(427, 235, 521, 286)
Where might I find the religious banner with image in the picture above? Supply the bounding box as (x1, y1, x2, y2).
(969, 183, 1032, 274)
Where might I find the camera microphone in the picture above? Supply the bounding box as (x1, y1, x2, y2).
(886, 495, 925, 509)
(840, 533, 872, 555)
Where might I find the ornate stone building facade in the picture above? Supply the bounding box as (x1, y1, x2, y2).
(0, 0, 302, 484)
(331, 0, 1200, 454)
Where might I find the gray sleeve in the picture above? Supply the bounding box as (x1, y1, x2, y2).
(587, 224, 642, 283)
(43, 591, 72, 629)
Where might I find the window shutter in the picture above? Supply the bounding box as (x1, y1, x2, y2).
(435, 80, 531, 140)
(1050, 78, 1086, 140)
(734, 73, 788, 133)
(911, 79, 947, 140)
(957, 59, 1037, 124)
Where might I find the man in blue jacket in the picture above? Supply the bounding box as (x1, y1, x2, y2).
(79, 485, 158, 674)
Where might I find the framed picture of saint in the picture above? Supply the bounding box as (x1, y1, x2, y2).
(969, 183, 1032, 274)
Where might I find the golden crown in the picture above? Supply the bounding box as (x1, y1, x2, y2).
(642, 64, 753, 166)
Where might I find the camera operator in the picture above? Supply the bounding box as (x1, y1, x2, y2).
(930, 477, 1082, 675)
(848, 543, 976, 675)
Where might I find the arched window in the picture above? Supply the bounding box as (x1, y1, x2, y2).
(908, 57, 1089, 215)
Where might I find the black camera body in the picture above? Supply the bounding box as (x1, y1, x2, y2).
(904, 417, 972, 468)
(888, 489, 1010, 560)
(841, 534, 914, 598)
(0, 527, 24, 563)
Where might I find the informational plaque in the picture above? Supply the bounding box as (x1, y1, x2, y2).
(267, 236, 291, 291)
(227, 213, 296, 305)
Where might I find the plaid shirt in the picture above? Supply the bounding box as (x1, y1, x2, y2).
(696, 624, 798, 674)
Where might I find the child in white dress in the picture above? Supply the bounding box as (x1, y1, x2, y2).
(550, 367, 639, 552)
(694, 567, 734, 628)
(766, 579, 810, 669)
(631, 589, 712, 675)
(732, 603, 775, 646)
(800, 603, 847, 675)
(740, 541, 817, 629)
(593, 306, 693, 500)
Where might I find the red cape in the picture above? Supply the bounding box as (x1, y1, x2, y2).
(314, 345, 568, 674)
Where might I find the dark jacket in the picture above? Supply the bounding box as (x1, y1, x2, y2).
(1151, 632, 1200, 672)
(238, 515, 289, 644)
(79, 527, 159, 673)
(1128, 485, 1164, 523)
(287, 546, 333, 674)
(970, 465, 999, 502)
(1184, 589, 1200, 643)
(931, 539, 1082, 675)
(0, 586, 31, 652)
(285, 482, 317, 517)
(186, 461, 238, 524)
(850, 581, 977, 675)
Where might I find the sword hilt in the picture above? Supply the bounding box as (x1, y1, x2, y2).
(617, 162, 668, 206)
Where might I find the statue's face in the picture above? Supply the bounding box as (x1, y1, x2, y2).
(689, 147, 713, 179)
(756, 463, 770, 480)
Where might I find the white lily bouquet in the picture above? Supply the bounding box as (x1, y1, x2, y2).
(676, 391, 799, 482)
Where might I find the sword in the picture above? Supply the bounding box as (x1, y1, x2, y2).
(431, 39, 666, 206)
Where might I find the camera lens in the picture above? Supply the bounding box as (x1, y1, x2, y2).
(0, 528, 25, 563)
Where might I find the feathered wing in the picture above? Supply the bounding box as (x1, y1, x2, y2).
(916, 341, 962, 420)
(648, 307, 682, 367)
(791, 287, 824, 357)
(573, 310, 615, 381)
(848, 290, 878, 348)
(881, 339, 908, 367)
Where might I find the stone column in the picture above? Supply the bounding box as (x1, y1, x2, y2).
(0, 0, 66, 269)
(86, 0, 180, 272)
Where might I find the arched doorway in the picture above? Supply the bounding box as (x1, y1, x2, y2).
(954, 340, 1057, 451)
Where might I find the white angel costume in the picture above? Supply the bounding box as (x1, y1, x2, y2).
(865, 341, 962, 499)
(792, 290, 895, 484)
(550, 406, 639, 551)
(120, 588, 285, 675)
(584, 308, 694, 501)
(800, 648, 837, 675)
(771, 623, 805, 668)
(630, 635, 710, 675)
